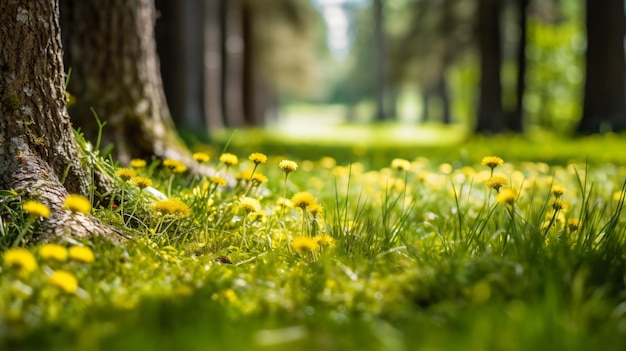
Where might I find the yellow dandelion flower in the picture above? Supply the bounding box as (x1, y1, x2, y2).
(23, 200, 50, 219)
(63, 194, 91, 214)
(209, 176, 227, 187)
(219, 153, 239, 166)
(132, 176, 153, 189)
(224, 288, 238, 303)
(3, 248, 37, 273)
(551, 185, 567, 198)
(249, 152, 267, 164)
(481, 156, 504, 169)
(155, 199, 191, 217)
(276, 198, 293, 208)
(496, 188, 517, 206)
(163, 158, 188, 174)
(238, 169, 254, 181)
(613, 190, 625, 202)
(279, 160, 298, 174)
(238, 197, 261, 213)
(69, 246, 95, 263)
(252, 173, 268, 184)
(291, 192, 317, 210)
(551, 199, 567, 211)
(319, 157, 337, 169)
(309, 203, 323, 217)
(292, 237, 319, 251)
(116, 168, 137, 181)
(567, 218, 581, 231)
(39, 244, 68, 262)
(49, 270, 78, 294)
(193, 152, 211, 163)
(130, 159, 147, 169)
(486, 176, 508, 191)
(391, 158, 411, 171)
(316, 233, 335, 247)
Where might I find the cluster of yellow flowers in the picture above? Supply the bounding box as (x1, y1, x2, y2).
(2, 244, 95, 294)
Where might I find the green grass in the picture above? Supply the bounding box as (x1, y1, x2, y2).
(2, 133, 626, 350)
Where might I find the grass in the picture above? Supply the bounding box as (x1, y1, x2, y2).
(2, 131, 626, 350)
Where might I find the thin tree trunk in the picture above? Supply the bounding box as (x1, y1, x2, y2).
(577, 0, 626, 133)
(204, 0, 225, 129)
(1, 1, 116, 241)
(475, 0, 505, 133)
(61, 0, 191, 165)
(221, 0, 246, 127)
(373, 0, 387, 121)
(510, 0, 528, 132)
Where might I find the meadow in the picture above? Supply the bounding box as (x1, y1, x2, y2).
(2, 131, 626, 351)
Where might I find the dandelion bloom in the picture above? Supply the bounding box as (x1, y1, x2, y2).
(481, 156, 504, 169)
(39, 244, 68, 262)
(193, 152, 211, 163)
(23, 200, 50, 219)
(49, 270, 78, 293)
(292, 237, 318, 251)
(116, 168, 137, 181)
(551, 185, 567, 197)
(69, 246, 95, 263)
(155, 199, 191, 217)
(279, 160, 298, 174)
(316, 234, 335, 247)
(391, 158, 411, 171)
(252, 173, 268, 185)
(219, 153, 239, 166)
(496, 188, 517, 206)
(319, 157, 337, 169)
(249, 152, 268, 164)
(132, 176, 153, 189)
(551, 199, 567, 211)
(238, 197, 261, 213)
(309, 203, 323, 217)
(486, 176, 508, 191)
(130, 159, 147, 168)
(163, 158, 188, 174)
(291, 192, 317, 210)
(209, 176, 227, 187)
(567, 218, 581, 231)
(63, 194, 91, 214)
(3, 248, 37, 273)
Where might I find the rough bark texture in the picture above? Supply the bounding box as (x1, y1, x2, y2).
(204, 0, 225, 129)
(0, 1, 116, 241)
(221, 0, 246, 127)
(61, 0, 191, 165)
(510, 0, 528, 133)
(474, 0, 506, 133)
(577, 0, 626, 134)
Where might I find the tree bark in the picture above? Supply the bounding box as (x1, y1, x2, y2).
(221, 0, 246, 127)
(61, 0, 191, 165)
(204, 0, 225, 129)
(1, 1, 116, 241)
(509, 0, 528, 132)
(373, 0, 387, 121)
(577, 0, 626, 134)
(474, 0, 506, 133)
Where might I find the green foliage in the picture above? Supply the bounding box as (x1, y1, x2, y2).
(3, 137, 626, 350)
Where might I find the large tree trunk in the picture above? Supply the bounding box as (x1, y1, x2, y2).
(221, 0, 246, 127)
(1, 1, 115, 241)
(577, 0, 626, 134)
(155, 0, 206, 133)
(474, 0, 506, 133)
(61, 0, 191, 165)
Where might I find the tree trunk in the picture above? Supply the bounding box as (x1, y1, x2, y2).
(1, 1, 116, 241)
(373, 0, 387, 121)
(509, 0, 528, 132)
(474, 0, 506, 133)
(577, 0, 626, 134)
(221, 0, 246, 127)
(155, 0, 206, 133)
(204, 0, 225, 129)
(61, 0, 191, 165)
